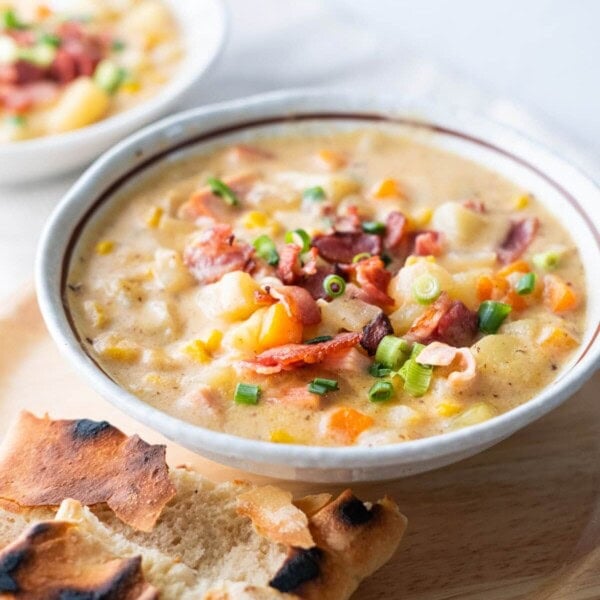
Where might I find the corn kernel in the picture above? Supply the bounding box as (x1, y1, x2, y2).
(242, 210, 269, 228)
(437, 401, 462, 418)
(143, 373, 163, 386)
(121, 81, 141, 94)
(413, 207, 433, 227)
(204, 329, 223, 353)
(372, 178, 402, 199)
(316, 149, 347, 171)
(270, 429, 296, 444)
(97, 342, 140, 363)
(95, 240, 114, 255)
(182, 339, 210, 363)
(83, 300, 107, 329)
(145, 206, 163, 228)
(514, 194, 531, 210)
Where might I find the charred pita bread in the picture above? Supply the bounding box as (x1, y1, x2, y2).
(0, 519, 157, 599)
(0, 412, 175, 531)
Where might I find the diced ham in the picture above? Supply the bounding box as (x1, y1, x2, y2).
(416, 342, 477, 390)
(334, 205, 362, 233)
(360, 312, 393, 355)
(407, 292, 478, 347)
(301, 265, 335, 300)
(414, 231, 443, 257)
(264, 385, 321, 410)
(312, 232, 382, 264)
(321, 347, 371, 372)
(497, 218, 539, 264)
(242, 332, 362, 373)
(462, 199, 486, 213)
(178, 172, 257, 221)
(183, 224, 254, 285)
(1, 81, 59, 111)
(384, 211, 407, 250)
(276, 244, 318, 286)
(353, 256, 394, 307)
(0, 60, 46, 85)
(269, 286, 321, 326)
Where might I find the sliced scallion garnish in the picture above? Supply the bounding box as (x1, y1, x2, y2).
(323, 274, 346, 298)
(368, 362, 392, 378)
(368, 380, 394, 402)
(1, 9, 26, 30)
(94, 59, 127, 94)
(111, 39, 126, 52)
(397, 357, 432, 397)
(285, 228, 311, 252)
(207, 176, 239, 206)
(303, 186, 326, 202)
(374, 335, 411, 370)
(6, 114, 26, 127)
(532, 250, 559, 271)
(412, 274, 441, 304)
(362, 221, 386, 234)
(352, 252, 371, 263)
(234, 382, 260, 405)
(307, 378, 338, 395)
(253, 235, 279, 266)
(304, 335, 333, 345)
(478, 300, 512, 334)
(516, 272, 536, 295)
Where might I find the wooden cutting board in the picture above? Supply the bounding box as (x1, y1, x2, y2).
(1, 287, 599, 600)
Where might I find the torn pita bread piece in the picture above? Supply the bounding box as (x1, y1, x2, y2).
(0, 412, 175, 532)
(0, 519, 157, 599)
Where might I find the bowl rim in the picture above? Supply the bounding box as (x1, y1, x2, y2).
(35, 89, 600, 470)
(0, 0, 228, 155)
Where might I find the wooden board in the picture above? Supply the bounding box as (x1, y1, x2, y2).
(1, 288, 599, 599)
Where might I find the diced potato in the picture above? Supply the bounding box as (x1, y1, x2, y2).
(139, 300, 178, 337)
(222, 308, 267, 355)
(318, 297, 381, 334)
(430, 202, 490, 246)
(258, 302, 303, 350)
(388, 303, 425, 335)
(142, 348, 180, 370)
(386, 405, 423, 428)
(451, 403, 497, 430)
(197, 271, 261, 322)
(389, 260, 454, 306)
(357, 428, 402, 446)
(326, 175, 361, 202)
(451, 269, 489, 309)
(153, 216, 196, 251)
(47, 78, 110, 134)
(154, 248, 194, 293)
(501, 318, 542, 339)
(120, 0, 172, 46)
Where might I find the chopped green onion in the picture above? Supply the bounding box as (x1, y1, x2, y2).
(375, 335, 411, 370)
(39, 33, 61, 47)
(285, 228, 311, 252)
(533, 250, 560, 271)
(303, 186, 326, 202)
(234, 382, 260, 405)
(412, 274, 441, 304)
(368, 380, 394, 402)
(352, 252, 371, 263)
(1, 9, 26, 30)
(308, 378, 338, 395)
(516, 272, 536, 295)
(6, 114, 26, 127)
(111, 39, 126, 52)
(362, 221, 386, 234)
(323, 274, 346, 298)
(368, 362, 392, 378)
(304, 335, 333, 345)
(207, 176, 239, 206)
(397, 357, 432, 397)
(308, 382, 328, 395)
(17, 42, 56, 67)
(94, 59, 127, 94)
(478, 300, 512, 334)
(253, 235, 279, 266)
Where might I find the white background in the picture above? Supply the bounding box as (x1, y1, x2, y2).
(0, 0, 598, 301)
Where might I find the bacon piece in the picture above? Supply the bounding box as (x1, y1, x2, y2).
(360, 312, 393, 355)
(498, 217, 539, 264)
(0, 60, 46, 85)
(183, 224, 254, 284)
(321, 347, 371, 372)
(301, 265, 335, 300)
(353, 256, 394, 307)
(334, 205, 362, 233)
(269, 286, 321, 326)
(416, 341, 477, 390)
(312, 232, 382, 264)
(178, 172, 257, 221)
(264, 385, 322, 410)
(384, 211, 407, 250)
(463, 199, 486, 213)
(406, 292, 478, 347)
(0, 81, 59, 111)
(243, 332, 361, 373)
(49, 33, 105, 83)
(414, 231, 443, 256)
(276, 244, 318, 285)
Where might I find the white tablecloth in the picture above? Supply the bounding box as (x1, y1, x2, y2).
(1, 0, 597, 301)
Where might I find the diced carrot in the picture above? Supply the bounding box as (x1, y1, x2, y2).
(326, 407, 374, 444)
(372, 178, 403, 199)
(539, 326, 578, 349)
(316, 149, 347, 171)
(544, 274, 579, 313)
(36, 4, 52, 18)
(504, 288, 528, 311)
(498, 260, 530, 278)
(476, 275, 494, 301)
(258, 302, 303, 350)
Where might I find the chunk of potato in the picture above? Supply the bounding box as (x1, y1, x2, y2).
(154, 248, 194, 293)
(139, 300, 178, 337)
(47, 78, 110, 134)
(222, 308, 267, 356)
(451, 269, 489, 310)
(318, 297, 381, 334)
(389, 260, 454, 306)
(431, 202, 489, 246)
(450, 402, 497, 430)
(197, 271, 261, 322)
(120, 0, 173, 44)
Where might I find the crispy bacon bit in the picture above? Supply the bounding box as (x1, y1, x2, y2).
(312, 232, 382, 265)
(276, 244, 318, 286)
(0, 80, 58, 111)
(353, 256, 394, 307)
(335, 205, 362, 233)
(49, 31, 105, 83)
(0, 60, 45, 85)
(269, 286, 321, 326)
(406, 292, 478, 347)
(360, 312, 394, 355)
(301, 265, 335, 300)
(384, 211, 407, 250)
(414, 231, 443, 257)
(416, 341, 477, 389)
(237, 485, 315, 549)
(178, 172, 257, 221)
(321, 347, 371, 372)
(242, 332, 361, 373)
(183, 224, 254, 285)
(463, 199, 486, 213)
(498, 217, 539, 264)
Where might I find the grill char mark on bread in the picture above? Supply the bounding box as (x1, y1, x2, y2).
(73, 418, 111, 439)
(269, 547, 323, 593)
(336, 495, 373, 526)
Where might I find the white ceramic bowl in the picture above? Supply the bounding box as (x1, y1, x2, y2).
(0, 0, 228, 185)
(36, 90, 600, 482)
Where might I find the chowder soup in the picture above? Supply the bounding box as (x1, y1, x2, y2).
(0, 0, 181, 142)
(67, 129, 586, 447)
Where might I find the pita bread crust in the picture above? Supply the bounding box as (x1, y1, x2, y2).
(0, 520, 157, 599)
(0, 412, 175, 531)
